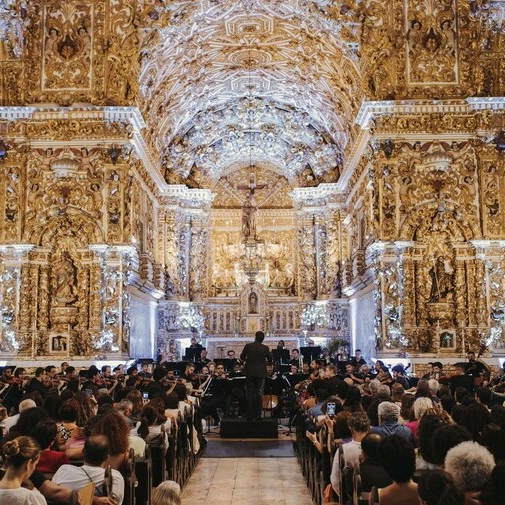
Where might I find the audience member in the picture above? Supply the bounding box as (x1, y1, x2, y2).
(378, 434, 421, 505)
(416, 413, 444, 470)
(0, 436, 46, 505)
(152, 480, 181, 505)
(31, 419, 69, 475)
(430, 423, 472, 466)
(371, 402, 414, 443)
(52, 434, 125, 504)
(445, 441, 495, 497)
(330, 412, 370, 497)
(417, 469, 465, 505)
(358, 432, 392, 492)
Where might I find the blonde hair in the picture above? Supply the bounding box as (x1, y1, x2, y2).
(2, 436, 41, 468)
(152, 480, 181, 505)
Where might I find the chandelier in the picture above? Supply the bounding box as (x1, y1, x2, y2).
(241, 239, 263, 285)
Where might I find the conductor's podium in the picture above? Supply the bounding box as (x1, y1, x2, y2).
(219, 417, 278, 439)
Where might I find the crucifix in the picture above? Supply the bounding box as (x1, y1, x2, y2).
(237, 171, 267, 241)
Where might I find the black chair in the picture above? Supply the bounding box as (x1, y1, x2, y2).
(148, 424, 167, 487)
(369, 486, 380, 505)
(135, 444, 152, 505)
(353, 470, 372, 505)
(122, 448, 135, 505)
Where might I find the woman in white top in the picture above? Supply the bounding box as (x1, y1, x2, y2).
(0, 435, 47, 505)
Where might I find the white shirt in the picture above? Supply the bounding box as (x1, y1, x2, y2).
(52, 463, 124, 504)
(3, 413, 20, 433)
(330, 440, 362, 495)
(0, 487, 47, 505)
(128, 434, 146, 457)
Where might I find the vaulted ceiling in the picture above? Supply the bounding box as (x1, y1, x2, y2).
(137, 0, 363, 190)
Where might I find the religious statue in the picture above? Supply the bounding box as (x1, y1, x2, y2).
(52, 335, 67, 352)
(249, 291, 258, 314)
(242, 190, 257, 239)
(429, 256, 454, 301)
(51, 251, 77, 306)
(440, 331, 454, 349)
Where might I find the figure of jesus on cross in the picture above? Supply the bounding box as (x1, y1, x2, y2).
(239, 172, 266, 241)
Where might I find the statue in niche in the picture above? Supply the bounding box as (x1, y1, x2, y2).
(440, 331, 454, 349)
(249, 291, 258, 314)
(429, 256, 454, 302)
(51, 251, 77, 306)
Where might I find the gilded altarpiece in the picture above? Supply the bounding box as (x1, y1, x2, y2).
(0, 137, 160, 358)
(367, 135, 505, 354)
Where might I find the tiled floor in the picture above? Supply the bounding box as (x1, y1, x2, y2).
(181, 456, 314, 505)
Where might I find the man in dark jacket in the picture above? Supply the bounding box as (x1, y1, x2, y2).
(240, 331, 273, 421)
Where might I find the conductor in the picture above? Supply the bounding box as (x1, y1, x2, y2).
(240, 331, 273, 421)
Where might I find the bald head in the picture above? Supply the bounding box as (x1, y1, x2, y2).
(19, 399, 36, 413)
(83, 435, 110, 466)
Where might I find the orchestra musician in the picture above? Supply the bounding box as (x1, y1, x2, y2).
(1, 367, 26, 412)
(288, 349, 302, 368)
(466, 350, 491, 385)
(139, 362, 152, 379)
(489, 362, 505, 389)
(0, 366, 14, 386)
(201, 363, 229, 425)
(320, 347, 332, 365)
(198, 349, 211, 365)
(24, 367, 50, 397)
(349, 349, 367, 371)
(263, 364, 282, 416)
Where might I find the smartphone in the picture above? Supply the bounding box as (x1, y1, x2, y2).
(327, 401, 336, 419)
(85, 389, 93, 398)
(142, 392, 149, 403)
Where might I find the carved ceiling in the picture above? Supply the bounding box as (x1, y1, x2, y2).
(2, 0, 505, 198)
(137, 0, 362, 187)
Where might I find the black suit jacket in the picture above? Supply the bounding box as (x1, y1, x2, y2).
(240, 341, 273, 378)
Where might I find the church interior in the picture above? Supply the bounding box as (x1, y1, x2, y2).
(1, 0, 505, 372)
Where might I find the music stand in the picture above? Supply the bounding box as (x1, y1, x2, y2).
(136, 358, 155, 365)
(184, 348, 200, 362)
(278, 364, 290, 375)
(300, 346, 321, 363)
(272, 349, 290, 365)
(164, 361, 186, 376)
(214, 358, 234, 372)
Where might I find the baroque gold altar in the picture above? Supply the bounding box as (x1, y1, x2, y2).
(0, 0, 505, 364)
